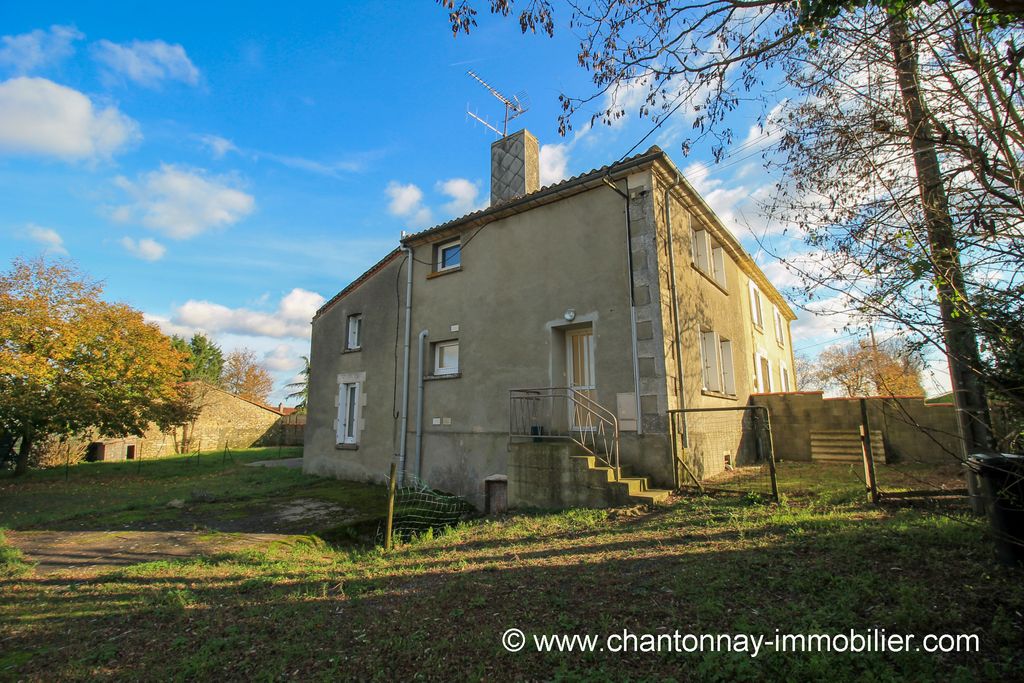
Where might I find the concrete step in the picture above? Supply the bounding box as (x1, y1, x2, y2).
(628, 488, 672, 505)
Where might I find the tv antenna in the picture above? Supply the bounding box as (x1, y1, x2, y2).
(466, 70, 529, 138)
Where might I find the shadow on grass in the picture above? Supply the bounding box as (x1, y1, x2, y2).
(2, 499, 1021, 682)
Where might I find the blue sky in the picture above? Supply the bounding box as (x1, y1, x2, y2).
(0, 2, 952, 401)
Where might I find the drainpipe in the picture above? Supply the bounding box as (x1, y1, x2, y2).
(664, 181, 688, 416)
(665, 181, 690, 489)
(414, 329, 428, 479)
(602, 175, 643, 436)
(397, 244, 414, 485)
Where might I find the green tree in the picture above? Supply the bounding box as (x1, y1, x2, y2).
(170, 333, 224, 384)
(0, 257, 187, 475)
(285, 355, 310, 411)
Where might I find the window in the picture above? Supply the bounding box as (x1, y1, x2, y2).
(712, 245, 727, 289)
(346, 314, 362, 350)
(749, 282, 764, 329)
(336, 382, 360, 444)
(692, 229, 711, 273)
(780, 362, 791, 392)
(773, 306, 785, 346)
(692, 228, 728, 289)
(436, 239, 461, 271)
(698, 330, 736, 396)
(434, 340, 459, 375)
(754, 353, 772, 393)
(719, 338, 736, 395)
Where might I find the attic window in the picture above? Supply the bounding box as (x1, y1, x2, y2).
(435, 239, 461, 272)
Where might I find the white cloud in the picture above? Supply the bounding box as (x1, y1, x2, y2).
(0, 77, 140, 160)
(437, 178, 481, 216)
(92, 39, 200, 87)
(168, 288, 325, 340)
(540, 143, 570, 186)
(112, 164, 254, 239)
(198, 134, 237, 159)
(25, 223, 67, 255)
(0, 25, 83, 73)
(120, 236, 166, 261)
(385, 181, 431, 226)
(263, 344, 303, 372)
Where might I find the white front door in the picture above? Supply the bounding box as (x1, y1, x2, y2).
(566, 328, 595, 430)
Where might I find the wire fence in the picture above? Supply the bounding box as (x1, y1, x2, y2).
(669, 406, 778, 501)
(381, 470, 474, 546)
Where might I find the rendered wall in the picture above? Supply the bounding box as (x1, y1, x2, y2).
(750, 392, 962, 464)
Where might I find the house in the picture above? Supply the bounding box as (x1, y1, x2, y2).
(304, 130, 796, 508)
(82, 383, 300, 462)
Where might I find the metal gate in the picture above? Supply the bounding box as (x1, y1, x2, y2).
(668, 406, 778, 501)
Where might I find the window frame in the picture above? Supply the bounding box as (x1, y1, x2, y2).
(336, 381, 361, 445)
(435, 239, 462, 272)
(346, 313, 362, 350)
(749, 282, 764, 330)
(433, 340, 460, 376)
(711, 245, 727, 289)
(773, 306, 785, 346)
(719, 337, 736, 395)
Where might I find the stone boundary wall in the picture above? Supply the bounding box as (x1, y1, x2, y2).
(749, 392, 962, 464)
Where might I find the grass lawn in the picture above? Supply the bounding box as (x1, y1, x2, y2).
(1, 459, 1022, 681)
(0, 447, 383, 535)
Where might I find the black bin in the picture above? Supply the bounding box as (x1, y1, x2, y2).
(968, 453, 1024, 566)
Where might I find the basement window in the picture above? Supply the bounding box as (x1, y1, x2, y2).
(435, 239, 461, 272)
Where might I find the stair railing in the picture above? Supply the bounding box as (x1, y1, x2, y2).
(509, 387, 621, 478)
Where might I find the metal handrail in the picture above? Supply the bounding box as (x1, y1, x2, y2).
(509, 387, 621, 478)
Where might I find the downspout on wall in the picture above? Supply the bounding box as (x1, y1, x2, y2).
(397, 245, 414, 485)
(414, 329, 428, 479)
(664, 181, 687, 417)
(664, 181, 692, 489)
(603, 175, 643, 436)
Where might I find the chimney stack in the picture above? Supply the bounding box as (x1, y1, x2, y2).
(490, 129, 539, 206)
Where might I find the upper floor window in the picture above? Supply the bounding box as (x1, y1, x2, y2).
(346, 313, 362, 350)
(692, 228, 727, 289)
(749, 282, 764, 329)
(773, 306, 785, 346)
(436, 239, 461, 272)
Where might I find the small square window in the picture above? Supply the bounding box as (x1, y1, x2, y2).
(434, 340, 459, 375)
(346, 314, 362, 350)
(436, 240, 461, 271)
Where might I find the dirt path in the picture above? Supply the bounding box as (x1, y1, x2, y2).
(6, 530, 290, 576)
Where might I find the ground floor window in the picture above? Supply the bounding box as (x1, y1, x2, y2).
(336, 381, 360, 444)
(699, 330, 736, 395)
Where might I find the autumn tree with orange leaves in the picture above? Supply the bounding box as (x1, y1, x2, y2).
(0, 257, 187, 474)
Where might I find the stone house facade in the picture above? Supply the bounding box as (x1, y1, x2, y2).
(304, 130, 797, 508)
(84, 384, 295, 462)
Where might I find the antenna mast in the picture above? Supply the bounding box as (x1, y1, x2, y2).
(466, 70, 528, 137)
